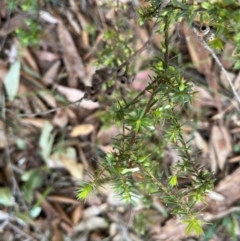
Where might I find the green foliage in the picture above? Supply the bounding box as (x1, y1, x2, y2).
(75, 0, 239, 237)
(6, 0, 42, 47)
(4, 60, 21, 101)
(15, 19, 42, 47)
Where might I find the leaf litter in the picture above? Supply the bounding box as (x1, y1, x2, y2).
(0, 1, 240, 241)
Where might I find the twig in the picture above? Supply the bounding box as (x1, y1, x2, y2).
(203, 206, 240, 222)
(120, 0, 170, 68)
(8, 222, 38, 241)
(18, 97, 84, 117)
(192, 27, 240, 108)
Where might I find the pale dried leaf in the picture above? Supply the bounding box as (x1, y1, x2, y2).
(221, 42, 235, 69)
(209, 141, 218, 173)
(74, 217, 108, 232)
(52, 109, 68, 128)
(220, 70, 235, 89)
(42, 60, 61, 86)
(193, 86, 216, 108)
(210, 125, 232, 170)
(34, 50, 60, 62)
(56, 85, 100, 109)
(54, 202, 73, 224)
(56, 84, 84, 102)
(233, 73, 240, 93)
(40, 11, 58, 24)
(193, 131, 208, 154)
(51, 219, 62, 241)
(5, 44, 18, 63)
(38, 91, 56, 108)
(70, 124, 94, 137)
(97, 125, 120, 144)
(23, 48, 39, 73)
(133, 70, 153, 92)
(60, 156, 84, 180)
(57, 19, 86, 87)
(0, 65, 7, 83)
(83, 205, 101, 219)
(36, 192, 60, 220)
(21, 118, 48, 128)
(228, 155, 240, 163)
(71, 205, 83, 225)
(66, 10, 81, 34)
(47, 196, 80, 204)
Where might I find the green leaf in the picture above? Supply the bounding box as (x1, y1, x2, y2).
(77, 183, 94, 200)
(209, 38, 224, 51)
(233, 60, 240, 69)
(169, 175, 178, 187)
(22, 169, 43, 203)
(201, 2, 212, 10)
(4, 60, 21, 101)
(0, 188, 14, 206)
(39, 121, 54, 162)
(183, 218, 205, 236)
(30, 206, 41, 219)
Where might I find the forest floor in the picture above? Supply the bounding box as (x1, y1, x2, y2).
(0, 1, 240, 241)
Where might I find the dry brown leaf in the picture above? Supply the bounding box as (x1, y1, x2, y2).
(40, 11, 58, 24)
(234, 72, 240, 90)
(34, 50, 60, 62)
(0, 14, 25, 36)
(71, 205, 83, 225)
(210, 125, 232, 170)
(52, 109, 68, 128)
(51, 219, 63, 241)
(60, 155, 84, 180)
(22, 48, 39, 73)
(183, 22, 211, 75)
(193, 131, 208, 154)
(70, 124, 95, 137)
(47, 195, 80, 204)
(0, 64, 7, 81)
(83, 205, 102, 219)
(68, 0, 90, 48)
(183, 22, 221, 111)
(54, 202, 73, 224)
(97, 125, 121, 145)
(151, 218, 186, 241)
(228, 155, 240, 163)
(38, 91, 56, 108)
(221, 42, 235, 69)
(5, 43, 18, 63)
(56, 85, 100, 109)
(84, 33, 104, 60)
(209, 167, 240, 213)
(57, 19, 86, 87)
(66, 10, 81, 35)
(21, 118, 48, 128)
(42, 60, 61, 86)
(36, 192, 60, 220)
(193, 86, 216, 108)
(73, 216, 108, 233)
(0, 1, 6, 18)
(0, 120, 6, 148)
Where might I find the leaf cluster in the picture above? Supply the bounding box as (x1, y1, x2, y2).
(78, 4, 217, 234)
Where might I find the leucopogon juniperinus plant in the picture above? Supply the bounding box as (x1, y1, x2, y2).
(78, 0, 240, 236)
